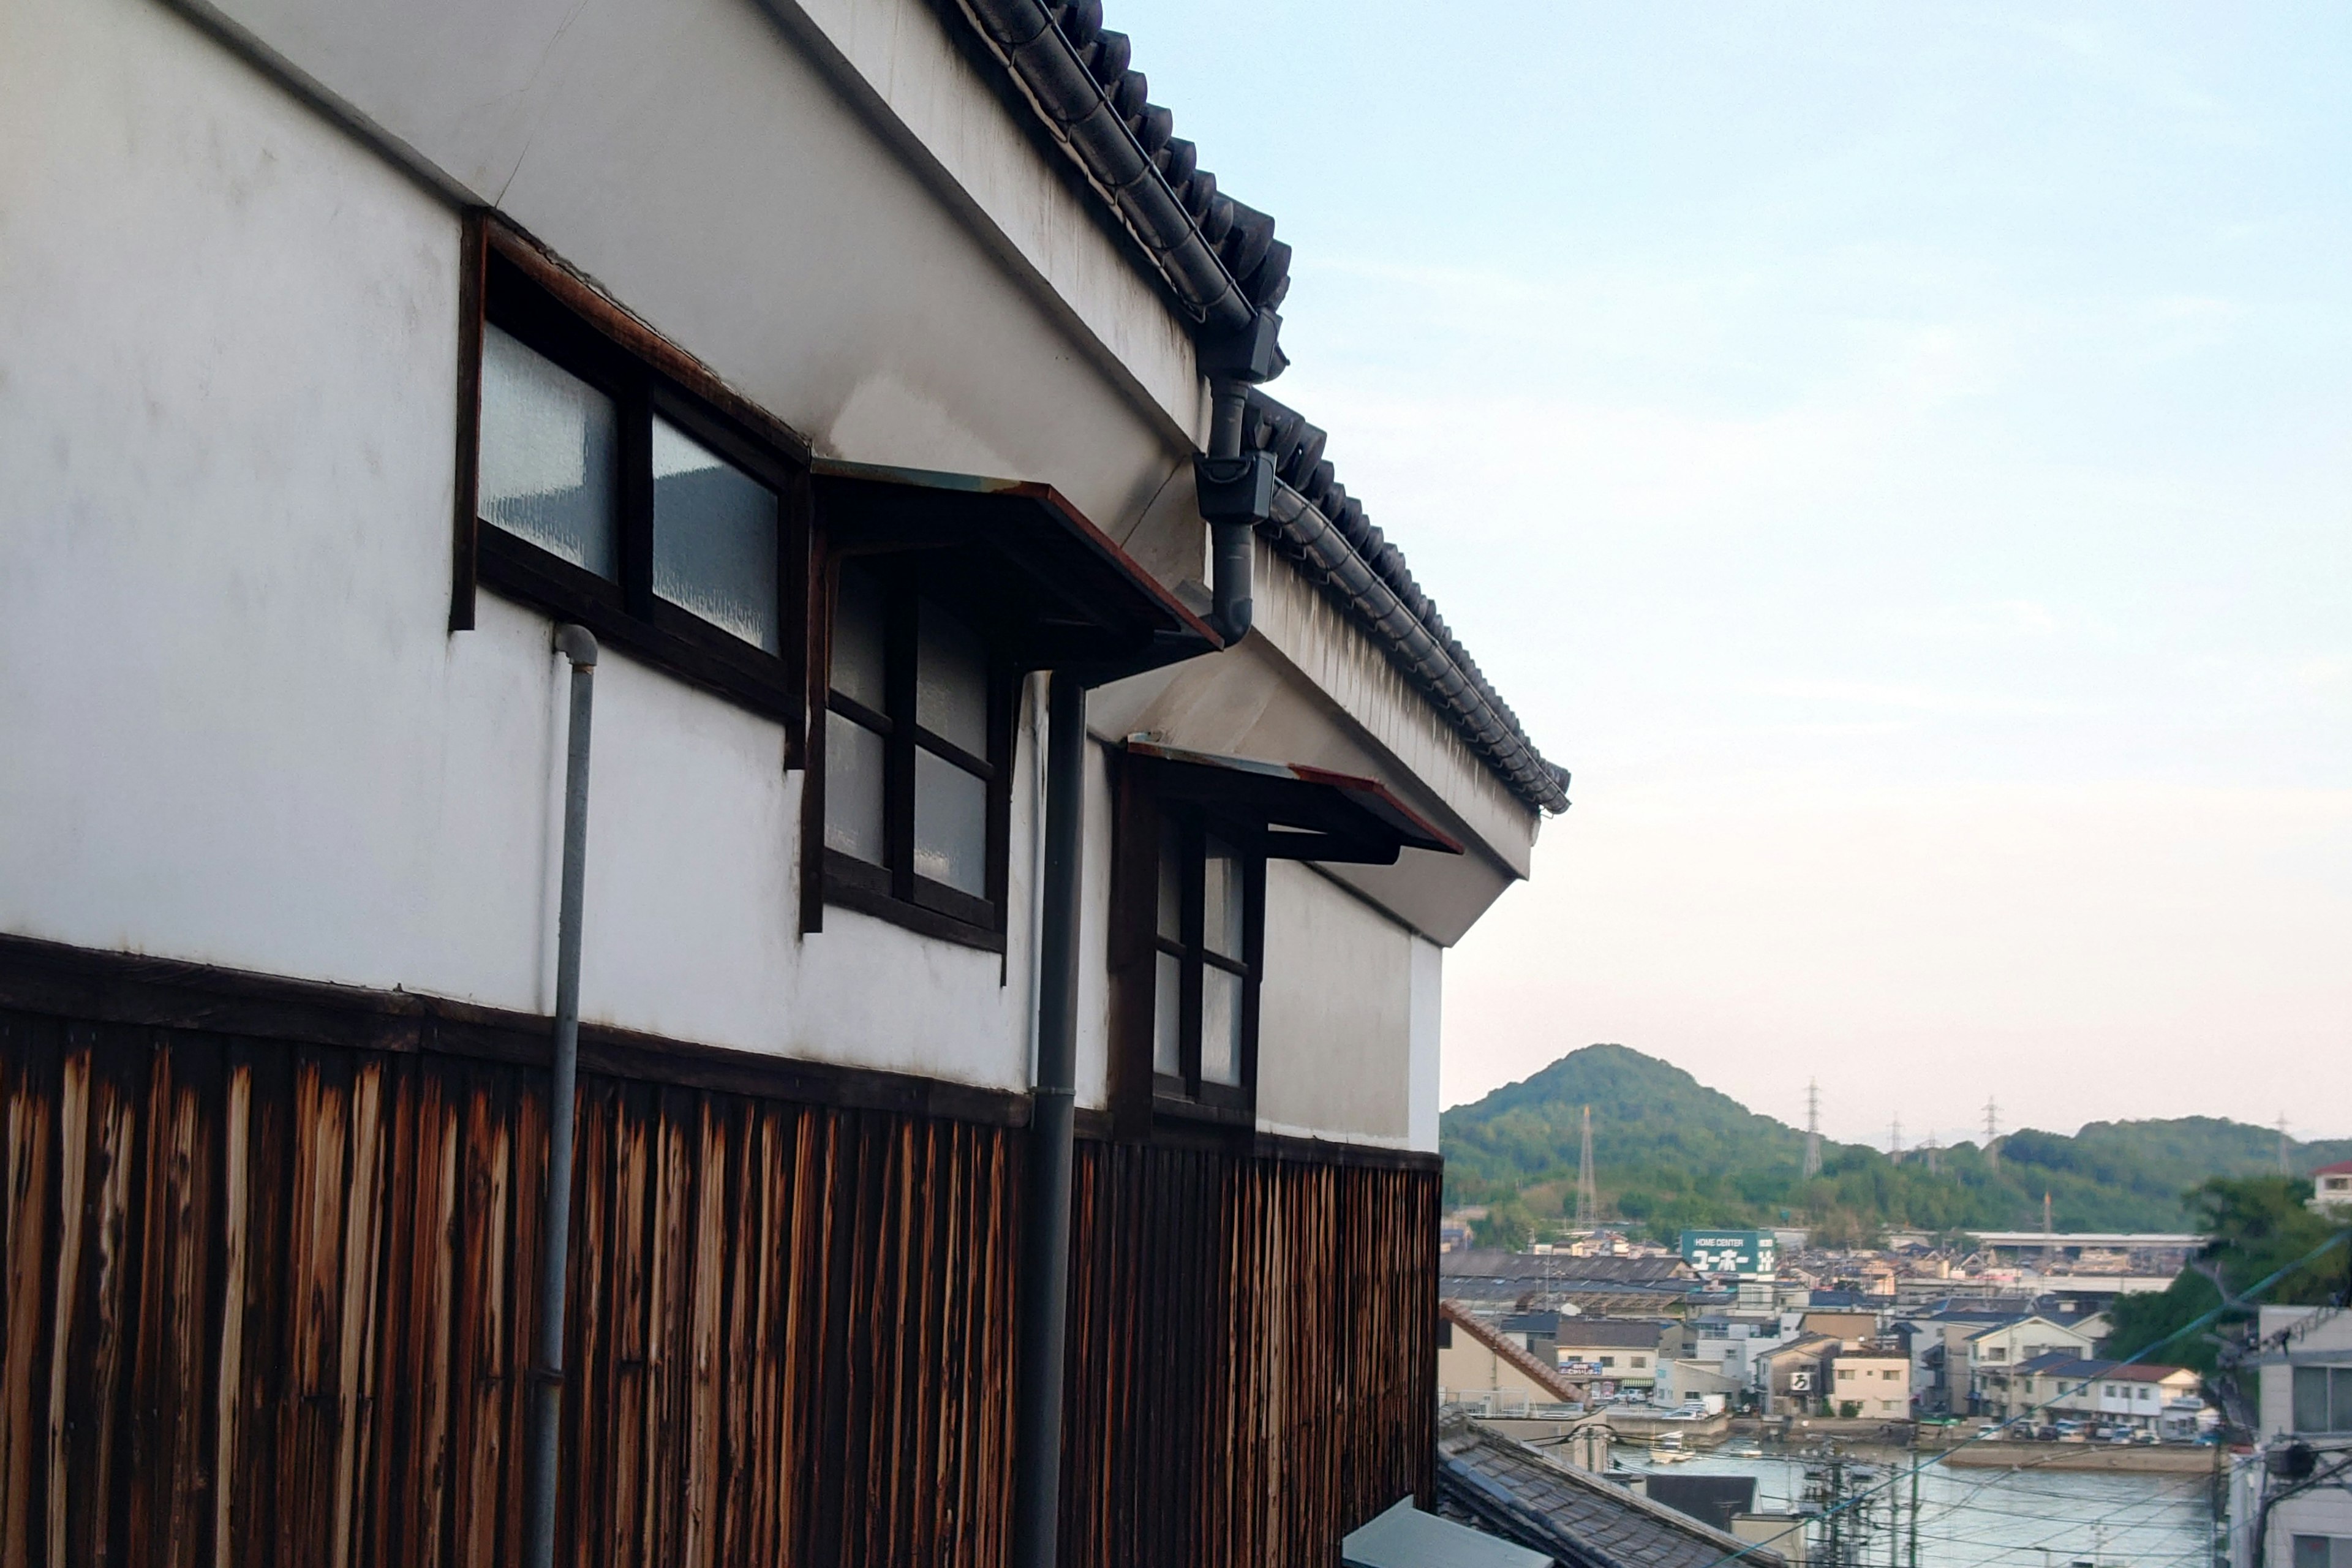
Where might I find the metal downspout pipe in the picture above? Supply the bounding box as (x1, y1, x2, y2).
(1010, 308, 1280, 1566)
(524, 622, 597, 1568)
(1012, 670, 1087, 1568)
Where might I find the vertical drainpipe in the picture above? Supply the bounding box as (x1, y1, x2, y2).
(1012, 669, 1085, 1568)
(524, 622, 597, 1568)
(1009, 308, 1282, 1567)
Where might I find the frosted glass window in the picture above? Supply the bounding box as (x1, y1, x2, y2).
(916, 598, 989, 755)
(1201, 967, 1243, 1085)
(914, 749, 987, 895)
(824, 711, 886, 863)
(652, 416, 778, 654)
(832, 564, 888, 710)
(1156, 820, 1184, 942)
(1202, 837, 1244, 959)
(478, 325, 617, 577)
(1153, 952, 1183, 1077)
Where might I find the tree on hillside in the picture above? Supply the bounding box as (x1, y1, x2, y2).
(2103, 1177, 2350, 1376)
(1469, 1199, 1533, 1252)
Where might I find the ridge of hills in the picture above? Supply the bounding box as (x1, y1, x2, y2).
(1440, 1044, 2352, 1243)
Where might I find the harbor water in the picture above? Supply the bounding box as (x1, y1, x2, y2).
(1616, 1444, 2215, 1568)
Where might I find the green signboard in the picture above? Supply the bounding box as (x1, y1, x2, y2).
(1680, 1228, 1776, 1276)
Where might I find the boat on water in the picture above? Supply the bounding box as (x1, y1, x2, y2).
(1722, 1439, 1764, 1458)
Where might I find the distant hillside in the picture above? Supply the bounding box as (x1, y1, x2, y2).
(1441, 1044, 2352, 1243)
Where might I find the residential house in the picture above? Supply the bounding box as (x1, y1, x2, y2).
(2226, 1305, 2352, 1568)
(2010, 1355, 2201, 1430)
(1827, 1343, 1913, 1421)
(1902, 1308, 2029, 1416)
(1690, 1310, 1796, 1389)
(1659, 1359, 1746, 1412)
(1555, 1317, 1672, 1393)
(1967, 1315, 2103, 1417)
(2312, 1161, 2352, 1218)
(0, 0, 1567, 1561)
(1800, 1308, 1885, 1346)
(1498, 1309, 1571, 1366)
(1433, 1413, 1789, 1568)
(1440, 1303, 1588, 1413)
(1758, 1333, 1841, 1417)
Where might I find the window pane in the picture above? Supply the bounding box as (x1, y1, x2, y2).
(1202, 965, 1243, 1086)
(916, 598, 989, 756)
(832, 563, 887, 711)
(479, 324, 617, 576)
(824, 711, 886, 863)
(914, 750, 987, 895)
(2292, 1540, 2329, 1568)
(1157, 819, 1184, 943)
(1153, 951, 1183, 1078)
(652, 415, 779, 654)
(1202, 837, 1243, 959)
(2297, 1367, 2332, 1433)
(2336, 1368, 2352, 1431)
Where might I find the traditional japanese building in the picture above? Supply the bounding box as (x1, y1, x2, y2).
(0, 0, 1566, 1561)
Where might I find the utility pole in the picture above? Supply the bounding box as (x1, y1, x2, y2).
(1804, 1080, 1823, 1178)
(1907, 1457, 1920, 1568)
(2041, 1191, 2054, 1270)
(1575, 1104, 1598, 1229)
(1985, 1098, 2001, 1172)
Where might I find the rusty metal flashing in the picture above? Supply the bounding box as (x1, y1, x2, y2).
(1439, 1301, 1586, 1406)
(1121, 739, 1465, 858)
(812, 458, 1221, 680)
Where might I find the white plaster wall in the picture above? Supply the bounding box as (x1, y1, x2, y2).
(1253, 861, 1414, 1147)
(180, 0, 1196, 519)
(1090, 535, 1542, 946)
(0, 0, 1036, 1091)
(1409, 936, 1444, 1153)
(1, 0, 1531, 1127)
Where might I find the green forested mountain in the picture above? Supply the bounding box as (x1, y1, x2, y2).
(1441, 1044, 2352, 1244)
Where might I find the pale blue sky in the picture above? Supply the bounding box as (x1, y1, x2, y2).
(1114, 1, 2350, 1145)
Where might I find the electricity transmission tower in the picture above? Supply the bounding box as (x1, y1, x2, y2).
(2279, 1114, 2293, 1175)
(1803, 1080, 1822, 1178)
(1889, 1117, 1903, 1163)
(1922, 1132, 1939, 1176)
(1984, 1097, 2001, 1172)
(1574, 1104, 1598, 1228)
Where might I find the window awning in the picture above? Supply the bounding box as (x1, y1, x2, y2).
(1124, 740, 1463, 865)
(813, 459, 1220, 678)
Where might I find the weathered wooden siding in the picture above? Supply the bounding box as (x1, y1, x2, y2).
(1058, 1142, 1439, 1567)
(0, 1011, 1019, 1567)
(0, 988, 1437, 1567)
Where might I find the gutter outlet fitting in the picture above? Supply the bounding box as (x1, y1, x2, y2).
(1012, 671, 1086, 1568)
(524, 623, 597, 1568)
(1193, 308, 1286, 644)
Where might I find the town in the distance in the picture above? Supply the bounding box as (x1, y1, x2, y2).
(1426, 1044, 2352, 1566)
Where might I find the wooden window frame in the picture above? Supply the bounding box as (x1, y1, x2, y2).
(1107, 760, 1265, 1130)
(804, 551, 1016, 954)
(451, 213, 810, 756)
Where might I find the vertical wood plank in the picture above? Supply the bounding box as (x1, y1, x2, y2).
(0, 1021, 56, 1568)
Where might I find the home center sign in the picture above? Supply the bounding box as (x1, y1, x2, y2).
(1680, 1229, 1776, 1276)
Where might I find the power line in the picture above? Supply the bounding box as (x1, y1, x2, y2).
(1687, 1223, 2352, 1568)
